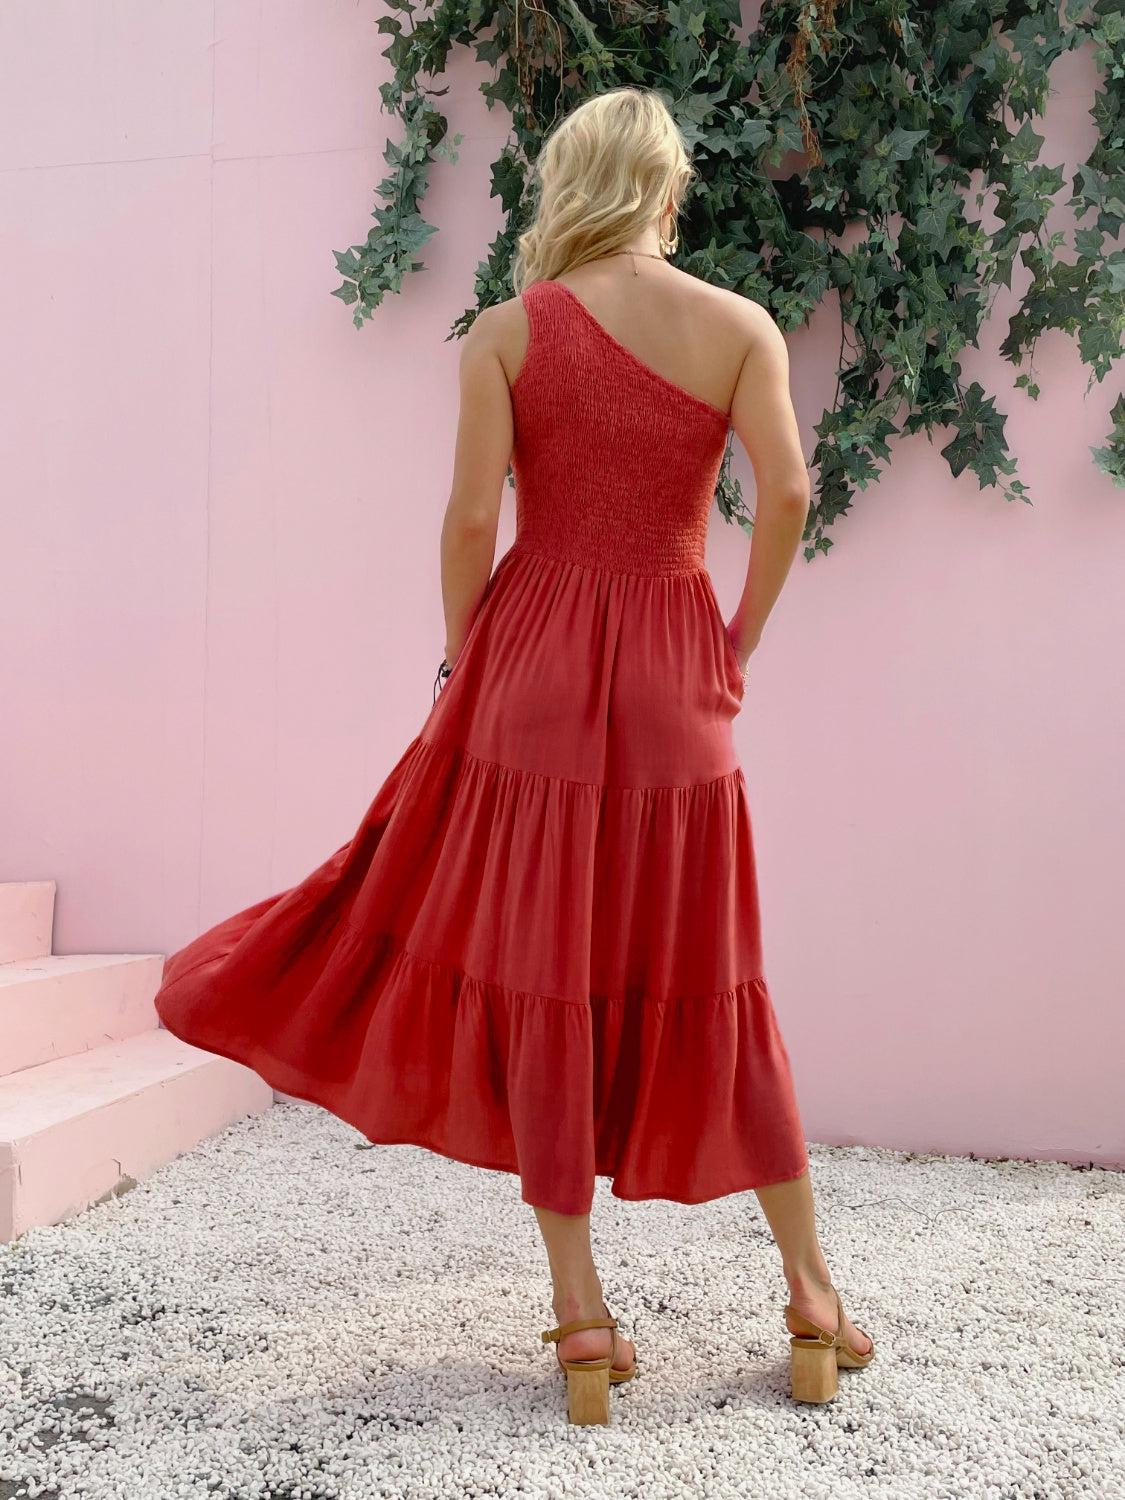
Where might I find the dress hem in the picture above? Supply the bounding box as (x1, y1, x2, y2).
(153, 1015, 809, 1217)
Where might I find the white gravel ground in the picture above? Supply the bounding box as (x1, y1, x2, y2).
(1, 1102, 1121, 1500)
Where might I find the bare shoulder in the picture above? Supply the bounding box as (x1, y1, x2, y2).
(669, 269, 783, 367)
(729, 292, 783, 345)
(468, 293, 526, 334)
(684, 273, 781, 339)
(458, 294, 528, 383)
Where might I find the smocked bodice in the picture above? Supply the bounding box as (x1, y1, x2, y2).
(509, 278, 731, 575)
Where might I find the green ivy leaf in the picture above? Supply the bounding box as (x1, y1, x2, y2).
(1007, 119, 1047, 164)
(883, 126, 930, 160)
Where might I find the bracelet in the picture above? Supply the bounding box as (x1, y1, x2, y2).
(433, 656, 453, 705)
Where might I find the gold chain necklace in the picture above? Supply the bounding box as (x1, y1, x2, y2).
(591, 249, 666, 276)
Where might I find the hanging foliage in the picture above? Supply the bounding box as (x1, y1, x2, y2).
(333, 0, 1125, 556)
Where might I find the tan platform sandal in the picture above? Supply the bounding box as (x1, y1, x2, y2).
(786, 1285, 875, 1403)
(540, 1300, 637, 1426)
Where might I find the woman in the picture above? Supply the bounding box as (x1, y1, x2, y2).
(153, 84, 874, 1424)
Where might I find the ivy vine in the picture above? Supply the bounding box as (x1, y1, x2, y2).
(332, 0, 1124, 557)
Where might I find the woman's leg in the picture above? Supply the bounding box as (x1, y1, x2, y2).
(532, 1206, 636, 1371)
(754, 1169, 873, 1353)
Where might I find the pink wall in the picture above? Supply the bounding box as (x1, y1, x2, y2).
(2, 6, 1121, 1169)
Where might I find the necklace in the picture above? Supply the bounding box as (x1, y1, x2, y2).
(592, 248, 666, 276)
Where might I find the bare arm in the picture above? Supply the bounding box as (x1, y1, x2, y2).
(726, 307, 811, 666)
(439, 306, 515, 665)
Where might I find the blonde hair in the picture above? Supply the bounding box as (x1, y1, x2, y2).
(512, 86, 696, 292)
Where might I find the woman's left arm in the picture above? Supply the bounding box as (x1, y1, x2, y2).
(439, 305, 517, 666)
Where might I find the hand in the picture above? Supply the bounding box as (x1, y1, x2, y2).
(727, 619, 759, 672)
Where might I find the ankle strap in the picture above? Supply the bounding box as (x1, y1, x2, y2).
(541, 1314, 617, 1343)
(784, 1286, 846, 1347)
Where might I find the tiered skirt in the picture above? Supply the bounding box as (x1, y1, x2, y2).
(154, 542, 809, 1213)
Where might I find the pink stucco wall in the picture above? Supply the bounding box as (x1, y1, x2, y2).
(2, 5, 1121, 1169)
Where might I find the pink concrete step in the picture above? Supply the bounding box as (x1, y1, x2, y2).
(0, 1028, 273, 1242)
(0, 952, 164, 1078)
(0, 881, 56, 964)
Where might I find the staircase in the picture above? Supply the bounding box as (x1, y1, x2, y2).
(0, 880, 272, 1242)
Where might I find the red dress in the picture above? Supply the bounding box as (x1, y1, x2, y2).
(153, 277, 809, 1214)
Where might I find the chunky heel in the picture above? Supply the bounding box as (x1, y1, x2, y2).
(564, 1360, 612, 1425)
(790, 1337, 839, 1402)
(784, 1285, 875, 1403)
(540, 1301, 636, 1425)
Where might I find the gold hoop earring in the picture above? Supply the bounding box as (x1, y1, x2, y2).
(659, 211, 678, 257)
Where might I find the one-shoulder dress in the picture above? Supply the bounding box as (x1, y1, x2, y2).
(153, 277, 810, 1214)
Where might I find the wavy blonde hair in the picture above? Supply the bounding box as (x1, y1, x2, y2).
(512, 86, 696, 293)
